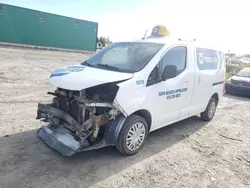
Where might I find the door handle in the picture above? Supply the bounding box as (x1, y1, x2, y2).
(198, 76, 201, 84)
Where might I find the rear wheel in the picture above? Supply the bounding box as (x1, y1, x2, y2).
(116, 115, 148, 156)
(201, 98, 218, 121)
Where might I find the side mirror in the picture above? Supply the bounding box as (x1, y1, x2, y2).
(162, 65, 177, 81)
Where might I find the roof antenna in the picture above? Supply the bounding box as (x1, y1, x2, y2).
(142, 29, 148, 39)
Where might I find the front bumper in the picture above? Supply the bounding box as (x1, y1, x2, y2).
(225, 82, 250, 97)
(37, 126, 109, 156)
(36, 103, 110, 156)
(36, 102, 129, 156)
(37, 126, 81, 156)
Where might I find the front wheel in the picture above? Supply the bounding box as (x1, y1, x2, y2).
(115, 115, 148, 156)
(200, 98, 218, 121)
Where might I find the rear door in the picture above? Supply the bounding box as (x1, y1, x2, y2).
(190, 48, 222, 114)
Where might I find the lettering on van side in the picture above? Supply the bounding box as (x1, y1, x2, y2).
(159, 88, 187, 100)
(136, 80, 144, 85)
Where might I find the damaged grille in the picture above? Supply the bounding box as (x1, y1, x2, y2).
(56, 90, 84, 123)
(39, 84, 120, 147)
(69, 99, 79, 121)
(58, 95, 69, 112)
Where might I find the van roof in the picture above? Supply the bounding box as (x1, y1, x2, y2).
(133, 36, 222, 53)
(135, 36, 186, 44)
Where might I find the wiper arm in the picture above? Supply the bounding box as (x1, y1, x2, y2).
(82, 61, 94, 67)
(96, 64, 123, 71)
(82, 62, 129, 72)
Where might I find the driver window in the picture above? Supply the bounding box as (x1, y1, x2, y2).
(147, 63, 160, 86)
(162, 46, 187, 75)
(148, 66, 158, 82)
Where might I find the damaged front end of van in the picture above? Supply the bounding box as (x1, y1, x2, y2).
(36, 65, 131, 156)
(36, 41, 166, 156)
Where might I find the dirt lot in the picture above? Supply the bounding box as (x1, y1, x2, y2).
(0, 46, 249, 188)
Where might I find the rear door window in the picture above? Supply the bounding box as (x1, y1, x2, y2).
(196, 48, 221, 70)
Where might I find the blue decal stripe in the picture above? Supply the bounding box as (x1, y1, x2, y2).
(50, 72, 69, 78)
(50, 65, 85, 78)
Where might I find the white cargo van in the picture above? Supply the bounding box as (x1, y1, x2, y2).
(36, 26, 226, 156)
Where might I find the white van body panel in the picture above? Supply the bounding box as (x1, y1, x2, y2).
(189, 47, 225, 115)
(49, 65, 133, 90)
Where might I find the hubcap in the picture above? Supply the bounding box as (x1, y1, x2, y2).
(126, 122, 146, 151)
(208, 101, 216, 119)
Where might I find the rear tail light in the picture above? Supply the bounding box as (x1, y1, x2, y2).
(222, 76, 226, 93)
(222, 82, 225, 93)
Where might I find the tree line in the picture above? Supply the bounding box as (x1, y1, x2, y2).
(97, 36, 112, 46)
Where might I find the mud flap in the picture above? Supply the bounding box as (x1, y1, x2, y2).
(37, 126, 81, 156)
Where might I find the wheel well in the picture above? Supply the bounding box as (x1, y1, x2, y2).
(211, 93, 219, 102)
(132, 110, 152, 131)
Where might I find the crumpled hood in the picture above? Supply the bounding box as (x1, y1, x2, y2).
(231, 75, 250, 82)
(49, 65, 133, 90)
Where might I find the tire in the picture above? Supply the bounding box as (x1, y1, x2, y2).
(200, 98, 218, 121)
(115, 115, 148, 156)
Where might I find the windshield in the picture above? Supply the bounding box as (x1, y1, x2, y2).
(81, 42, 164, 73)
(235, 68, 250, 78)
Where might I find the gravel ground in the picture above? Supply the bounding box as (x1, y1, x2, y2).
(0, 46, 249, 188)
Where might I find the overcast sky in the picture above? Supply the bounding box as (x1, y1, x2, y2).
(1, 0, 249, 54)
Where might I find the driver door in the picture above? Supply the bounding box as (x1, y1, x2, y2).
(147, 45, 193, 130)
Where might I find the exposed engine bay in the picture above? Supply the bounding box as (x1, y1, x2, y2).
(36, 83, 125, 156)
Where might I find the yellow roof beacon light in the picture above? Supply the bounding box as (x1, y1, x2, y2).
(150, 25, 170, 37)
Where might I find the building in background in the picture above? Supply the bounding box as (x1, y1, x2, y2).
(0, 3, 98, 52)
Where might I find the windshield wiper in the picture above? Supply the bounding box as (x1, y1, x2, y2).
(96, 64, 126, 72)
(81, 61, 94, 67)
